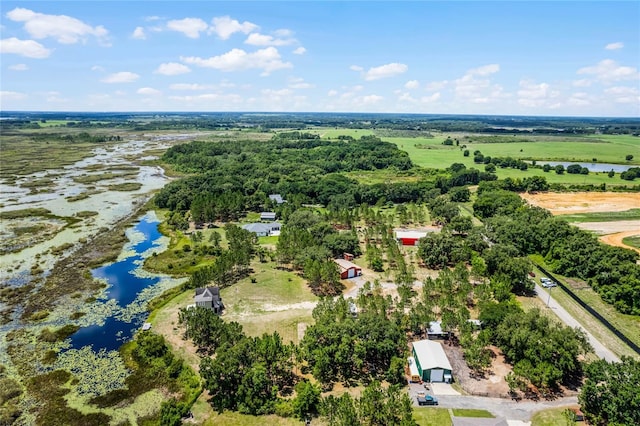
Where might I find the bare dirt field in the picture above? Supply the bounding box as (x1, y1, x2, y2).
(442, 342, 510, 397)
(521, 192, 640, 252)
(520, 192, 640, 215)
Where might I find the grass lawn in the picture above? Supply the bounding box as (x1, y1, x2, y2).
(559, 208, 640, 223)
(220, 260, 318, 343)
(386, 133, 638, 187)
(531, 407, 586, 426)
(622, 234, 640, 249)
(203, 412, 305, 426)
(413, 407, 453, 426)
(529, 257, 640, 359)
(310, 127, 375, 139)
(451, 408, 494, 418)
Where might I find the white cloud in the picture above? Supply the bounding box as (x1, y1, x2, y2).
(91, 65, 104, 72)
(455, 64, 505, 103)
(167, 18, 208, 38)
(0, 90, 27, 101)
(210, 16, 258, 40)
(245, 33, 296, 46)
(289, 77, 314, 89)
(425, 80, 448, 91)
(350, 65, 363, 72)
(181, 47, 292, 75)
(6, 7, 109, 45)
(605, 42, 624, 50)
(577, 59, 639, 83)
(170, 83, 214, 91)
(361, 94, 384, 104)
(572, 78, 592, 87)
(421, 92, 441, 103)
(292, 46, 306, 55)
(261, 88, 293, 97)
(0, 37, 51, 58)
(517, 80, 560, 107)
(137, 87, 161, 96)
(468, 63, 500, 76)
(327, 89, 338, 96)
(9, 63, 28, 71)
(274, 29, 293, 37)
(364, 63, 408, 81)
(132, 27, 146, 40)
(604, 86, 640, 104)
(101, 71, 140, 83)
(154, 62, 191, 75)
(567, 92, 591, 106)
(405, 80, 419, 89)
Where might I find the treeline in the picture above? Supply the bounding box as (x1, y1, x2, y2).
(300, 297, 406, 386)
(474, 183, 640, 314)
(276, 210, 358, 296)
(183, 224, 256, 290)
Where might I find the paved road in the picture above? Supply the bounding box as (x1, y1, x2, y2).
(408, 382, 577, 422)
(435, 394, 578, 422)
(534, 284, 619, 363)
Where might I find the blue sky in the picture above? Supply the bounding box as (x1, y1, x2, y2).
(1, 1, 638, 116)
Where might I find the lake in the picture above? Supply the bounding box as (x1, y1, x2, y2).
(69, 213, 168, 352)
(531, 161, 634, 173)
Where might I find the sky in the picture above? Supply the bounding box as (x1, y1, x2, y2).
(1, 1, 639, 116)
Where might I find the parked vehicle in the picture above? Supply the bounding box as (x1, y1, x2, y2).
(417, 394, 438, 406)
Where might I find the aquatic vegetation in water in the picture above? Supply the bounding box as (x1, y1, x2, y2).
(54, 346, 129, 398)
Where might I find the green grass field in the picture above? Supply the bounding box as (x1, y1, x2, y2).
(531, 407, 586, 426)
(451, 408, 494, 418)
(413, 407, 453, 426)
(558, 209, 640, 223)
(622, 235, 640, 249)
(387, 135, 638, 186)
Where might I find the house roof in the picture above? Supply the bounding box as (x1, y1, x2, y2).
(195, 287, 220, 303)
(260, 212, 277, 219)
(242, 223, 271, 234)
(412, 339, 453, 371)
(428, 321, 445, 334)
(394, 227, 440, 240)
(334, 258, 361, 272)
(269, 194, 284, 204)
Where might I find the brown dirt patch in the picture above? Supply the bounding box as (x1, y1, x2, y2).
(520, 192, 640, 215)
(600, 230, 640, 254)
(442, 342, 511, 397)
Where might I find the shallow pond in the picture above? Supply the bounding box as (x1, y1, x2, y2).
(69, 213, 174, 351)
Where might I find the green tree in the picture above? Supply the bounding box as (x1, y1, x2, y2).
(579, 357, 640, 426)
(292, 380, 321, 420)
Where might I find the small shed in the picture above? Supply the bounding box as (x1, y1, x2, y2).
(334, 258, 362, 279)
(412, 339, 453, 383)
(260, 212, 277, 221)
(343, 253, 354, 261)
(195, 287, 224, 314)
(394, 227, 440, 246)
(269, 194, 285, 204)
(427, 321, 449, 339)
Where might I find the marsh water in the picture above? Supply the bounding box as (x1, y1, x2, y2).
(69, 214, 165, 351)
(531, 161, 634, 173)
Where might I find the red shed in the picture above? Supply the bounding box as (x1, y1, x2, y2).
(334, 258, 362, 279)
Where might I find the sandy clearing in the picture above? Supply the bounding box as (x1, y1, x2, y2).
(520, 192, 640, 215)
(600, 230, 640, 254)
(574, 220, 640, 234)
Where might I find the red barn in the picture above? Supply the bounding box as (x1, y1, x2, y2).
(334, 258, 362, 279)
(394, 227, 440, 246)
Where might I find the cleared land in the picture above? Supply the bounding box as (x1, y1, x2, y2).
(520, 192, 640, 215)
(386, 133, 639, 186)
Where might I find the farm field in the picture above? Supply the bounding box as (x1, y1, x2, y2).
(520, 192, 640, 215)
(382, 133, 639, 186)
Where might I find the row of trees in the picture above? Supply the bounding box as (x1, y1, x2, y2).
(475, 184, 640, 314)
